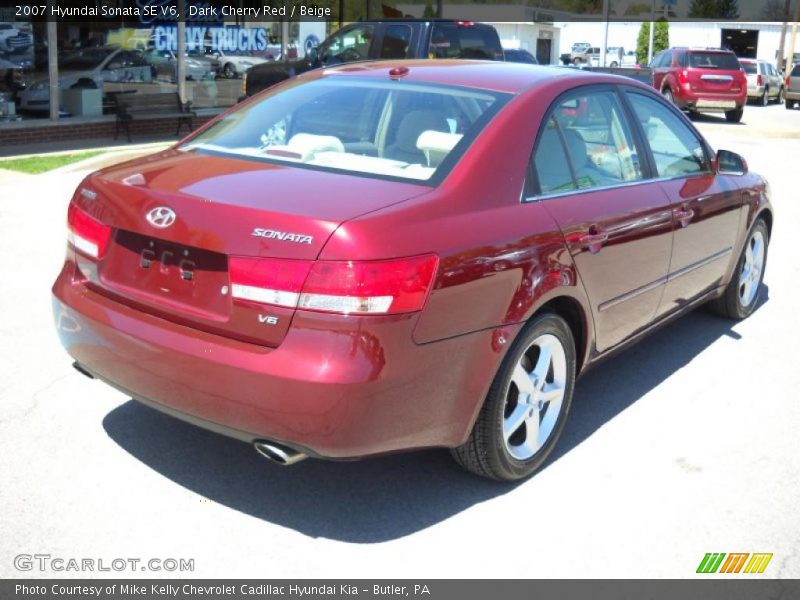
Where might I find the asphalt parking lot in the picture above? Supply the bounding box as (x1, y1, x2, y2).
(1, 101, 799, 579)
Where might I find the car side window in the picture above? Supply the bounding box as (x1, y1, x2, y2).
(627, 92, 710, 178)
(379, 24, 412, 59)
(532, 90, 643, 195)
(532, 118, 577, 194)
(320, 25, 375, 65)
(552, 90, 643, 190)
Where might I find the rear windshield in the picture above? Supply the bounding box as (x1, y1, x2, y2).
(180, 77, 509, 184)
(740, 62, 757, 74)
(429, 23, 502, 60)
(687, 52, 741, 70)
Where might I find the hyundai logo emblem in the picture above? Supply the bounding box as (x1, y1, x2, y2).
(146, 206, 177, 229)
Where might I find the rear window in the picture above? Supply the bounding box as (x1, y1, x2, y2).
(792, 64, 800, 76)
(687, 52, 741, 70)
(180, 77, 509, 184)
(740, 62, 757, 74)
(429, 23, 502, 60)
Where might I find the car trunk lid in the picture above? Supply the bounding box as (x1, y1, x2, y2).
(686, 52, 745, 96)
(77, 149, 430, 347)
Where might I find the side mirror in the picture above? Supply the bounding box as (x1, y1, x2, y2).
(716, 149, 748, 175)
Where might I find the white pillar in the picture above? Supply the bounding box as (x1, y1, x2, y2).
(47, 15, 58, 120)
(177, 0, 186, 103)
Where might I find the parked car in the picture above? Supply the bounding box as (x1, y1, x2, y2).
(503, 48, 538, 64)
(739, 58, 784, 106)
(210, 49, 268, 79)
(589, 46, 624, 68)
(142, 48, 216, 83)
(0, 22, 33, 55)
(53, 61, 772, 481)
(561, 41, 592, 65)
(650, 47, 747, 122)
(244, 20, 503, 97)
(19, 46, 152, 112)
(785, 62, 800, 109)
(622, 50, 638, 67)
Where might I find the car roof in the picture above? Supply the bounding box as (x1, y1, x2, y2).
(307, 59, 645, 95)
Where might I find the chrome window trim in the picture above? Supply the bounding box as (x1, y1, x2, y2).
(523, 171, 712, 204)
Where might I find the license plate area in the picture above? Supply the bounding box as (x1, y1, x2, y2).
(101, 230, 230, 320)
(696, 99, 736, 109)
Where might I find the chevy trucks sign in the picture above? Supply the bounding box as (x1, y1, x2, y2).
(152, 25, 268, 53)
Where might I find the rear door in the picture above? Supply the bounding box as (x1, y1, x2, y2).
(529, 86, 674, 352)
(624, 90, 742, 314)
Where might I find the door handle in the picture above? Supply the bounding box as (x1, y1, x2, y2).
(578, 229, 609, 254)
(674, 206, 694, 228)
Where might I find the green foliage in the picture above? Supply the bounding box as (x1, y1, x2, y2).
(423, 0, 436, 18)
(689, 0, 740, 19)
(635, 20, 670, 66)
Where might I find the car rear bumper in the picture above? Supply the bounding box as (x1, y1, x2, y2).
(676, 86, 746, 111)
(53, 260, 513, 459)
(785, 90, 800, 101)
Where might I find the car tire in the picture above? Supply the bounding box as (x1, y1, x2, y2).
(573, 58, 583, 66)
(610, 61, 618, 68)
(708, 219, 769, 320)
(450, 313, 576, 481)
(761, 89, 769, 106)
(786, 99, 795, 109)
(725, 107, 744, 122)
(662, 87, 675, 105)
(777, 87, 785, 104)
(223, 63, 236, 79)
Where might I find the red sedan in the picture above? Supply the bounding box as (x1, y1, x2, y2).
(53, 61, 772, 481)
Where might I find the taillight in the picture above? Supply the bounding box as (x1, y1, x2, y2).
(678, 69, 689, 84)
(67, 203, 111, 259)
(230, 257, 311, 308)
(757, 74, 763, 86)
(230, 255, 438, 315)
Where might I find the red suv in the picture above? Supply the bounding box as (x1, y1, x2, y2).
(651, 48, 747, 122)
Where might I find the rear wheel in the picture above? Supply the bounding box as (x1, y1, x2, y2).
(610, 61, 618, 68)
(761, 88, 769, 106)
(662, 87, 675, 105)
(709, 219, 768, 320)
(451, 313, 576, 481)
(787, 99, 796, 109)
(725, 107, 744, 122)
(777, 87, 785, 104)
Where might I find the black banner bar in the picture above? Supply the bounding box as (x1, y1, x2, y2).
(3, 580, 800, 600)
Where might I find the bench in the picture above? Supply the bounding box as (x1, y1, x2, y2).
(114, 92, 195, 143)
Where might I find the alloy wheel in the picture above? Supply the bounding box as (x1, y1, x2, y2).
(503, 334, 567, 461)
(738, 230, 765, 307)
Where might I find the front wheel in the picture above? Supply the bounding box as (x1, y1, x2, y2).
(451, 313, 576, 481)
(709, 219, 768, 320)
(223, 63, 236, 79)
(725, 107, 744, 123)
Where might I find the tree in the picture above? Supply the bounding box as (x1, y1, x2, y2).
(635, 20, 669, 66)
(422, 0, 436, 18)
(689, 0, 740, 19)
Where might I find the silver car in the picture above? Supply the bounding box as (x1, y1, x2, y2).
(786, 62, 800, 109)
(740, 58, 784, 106)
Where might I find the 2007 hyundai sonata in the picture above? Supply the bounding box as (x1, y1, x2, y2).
(53, 60, 772, 481)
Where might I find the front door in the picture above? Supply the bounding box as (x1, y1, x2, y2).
(624, 91, 742, 315)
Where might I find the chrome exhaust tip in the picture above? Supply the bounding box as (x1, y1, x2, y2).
(253, 440, 307, 466)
